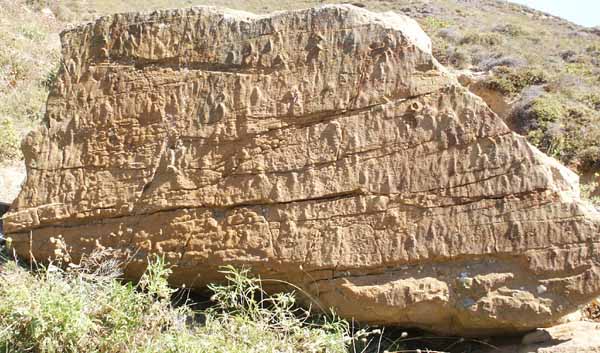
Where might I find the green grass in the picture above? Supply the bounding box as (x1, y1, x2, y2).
(2, 248, 539, 352)
(0, 0, 62, 161)
(0, 119, 21, 161)
(483, 67, 549, 95)
(0, 251, 358, 353)
(3, 249, 596, 352)
(416, 1, 600, 172)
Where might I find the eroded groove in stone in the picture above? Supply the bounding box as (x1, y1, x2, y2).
(3, 5, 600, 335)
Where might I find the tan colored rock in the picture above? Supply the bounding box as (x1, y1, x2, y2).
(496, 321, 600, 353)
(469, 80, 514, 120)
(3, 5, 600, 335)
(456, 70, 513, 120)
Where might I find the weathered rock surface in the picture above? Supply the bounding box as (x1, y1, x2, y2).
(3, 5, 600, 335)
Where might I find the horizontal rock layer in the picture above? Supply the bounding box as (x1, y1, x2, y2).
(4, 5, 600, 335)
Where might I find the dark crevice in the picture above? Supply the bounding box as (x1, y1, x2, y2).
(6, 189, 367, 233)
(6, 186, 556, 235)
(123, 58, 285, 75)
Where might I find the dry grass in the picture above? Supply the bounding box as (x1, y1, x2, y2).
(0, 250, 356, 353)
(0, 2, 62, 128)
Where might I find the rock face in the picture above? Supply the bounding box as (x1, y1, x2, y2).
(3, 5, 600, 335)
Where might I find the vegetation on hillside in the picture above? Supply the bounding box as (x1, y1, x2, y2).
(0, 1, 62, 161)
(415, 1, 600, 172)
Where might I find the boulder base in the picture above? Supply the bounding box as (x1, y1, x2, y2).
(3, 5, 600, 335)
(497, 321, 600, 353)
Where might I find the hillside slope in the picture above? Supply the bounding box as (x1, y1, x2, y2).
(1, 0, 599, 186)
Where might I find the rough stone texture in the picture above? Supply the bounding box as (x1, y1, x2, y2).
(3, 5, 600, 335)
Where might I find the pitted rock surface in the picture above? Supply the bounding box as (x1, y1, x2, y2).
(3, 5, 600, 335)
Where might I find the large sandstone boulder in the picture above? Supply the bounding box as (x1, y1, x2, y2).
(3, 5, 600, 335)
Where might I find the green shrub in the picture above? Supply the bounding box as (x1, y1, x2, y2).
(0, 252, 357, 353)
(0, 119, 21, 162)
(578, 146, 600, 171)
(42, 64, 60, 90)
(493, 23, 527, 37)
(581, 93, 600, 111)
(484, 67, 549, 95)
(565, 62, 593, 77)
(18, 24, 45, 41)
(530, 96, 565, 124)
(421, 17, 452, 30)
(459, 32, 504, 46)
(586, 43, 600, 56)
(527, 128, 567, 160)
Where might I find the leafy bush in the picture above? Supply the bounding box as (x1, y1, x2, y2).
(529, 95, 565, 125)
(0, 119, 22, 162)
(459, 32, 504, 46)
(421, 17, 452, 30)
(0, 248, 528, 353)
(565, 62, 594, 77)
(42, 64, 60, 90)
(484, 66, 549, 95)
(509, 90, 600, 169)
(0, 251, 358, 353)
(477, 54, 527, 71)
(581, 93, 600, 111)
(586, 44, 600, 56)
(578, 146, 600, 171)
(492, 23, 527, 37)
